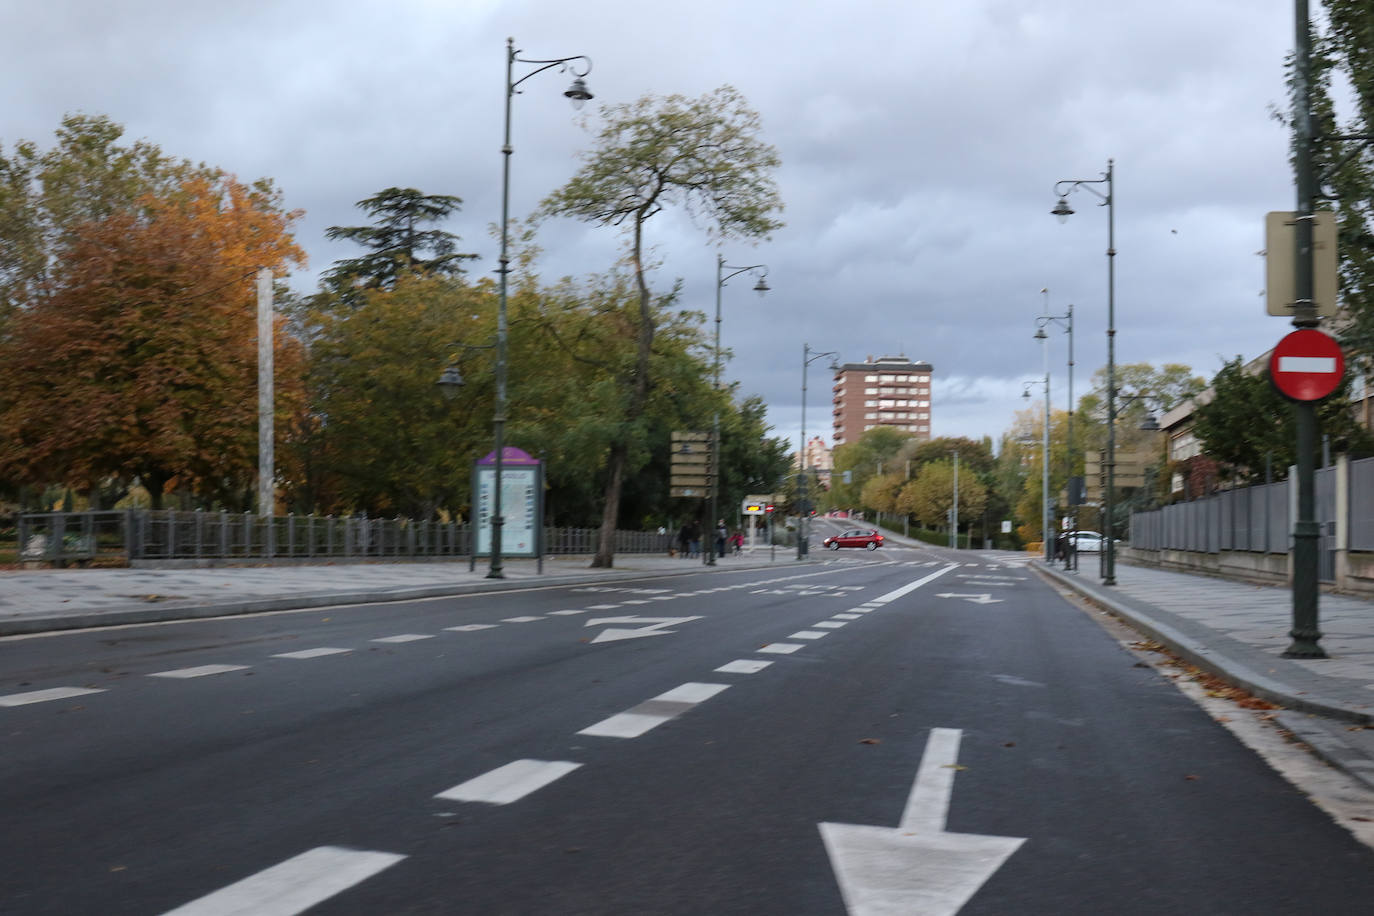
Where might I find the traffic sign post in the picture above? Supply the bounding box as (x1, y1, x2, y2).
(1270, 329, 1344, 402)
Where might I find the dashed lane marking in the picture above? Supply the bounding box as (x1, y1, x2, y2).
(758, 643, 804, 655)
(272, 648, 352, 660)
(148, 664, 250, 679)
(161, 845, 406, 916)
(789, 631, 829, 640)
(812, 621, 846, 629)
(500, 616, 545, 623)
(371, 634, 435, 643)
(435, 759, 582, 805)
(832, 614, 862, 620)
(445, 624, 498, 632)
(547, 610, 586, 616)
(0, 686, 106, 706)
(577, 682, 730, 739)
(715, 660, 773, 674)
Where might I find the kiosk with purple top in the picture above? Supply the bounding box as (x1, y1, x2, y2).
(472, 447, 544, 573)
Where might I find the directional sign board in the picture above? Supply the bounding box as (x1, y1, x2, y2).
(1270, 328, 1344, 402)
(1266, 211, 1338, 317)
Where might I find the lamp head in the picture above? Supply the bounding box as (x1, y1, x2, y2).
(1033, 327, 1047, 340)
(1139, 414, 1161, 432)
(1051, 196, 1074, 223)
(1022, 388, 1031, 400)
(437, 366, 464, 400)
(564, 77, 592, 109)
(753, 275, 770, 296)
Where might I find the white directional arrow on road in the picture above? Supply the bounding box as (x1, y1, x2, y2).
(583, 616, 702, 643)
(934, 593, 1004, 605)
(820, 728, 1026, 915)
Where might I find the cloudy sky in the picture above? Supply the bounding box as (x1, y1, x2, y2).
(4, 0, 1309, 452)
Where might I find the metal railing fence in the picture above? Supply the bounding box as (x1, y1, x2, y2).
(15, 510, 674, 565)
(1130, 478, 1292, 555)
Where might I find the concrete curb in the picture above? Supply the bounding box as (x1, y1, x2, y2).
(0, 558, 802, 637)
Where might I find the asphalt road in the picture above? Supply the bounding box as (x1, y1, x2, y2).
(4, 533, 1374, 914)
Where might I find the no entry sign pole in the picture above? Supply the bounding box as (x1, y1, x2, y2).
(1284, 0, 1327, 659)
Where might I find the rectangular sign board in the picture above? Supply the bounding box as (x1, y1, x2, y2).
(473, 465, 541, 558)
(671, 486, 712, 498)
(1266, 211, 1338, 317)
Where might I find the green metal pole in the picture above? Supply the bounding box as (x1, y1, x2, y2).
(1284, 0, 1326, 657)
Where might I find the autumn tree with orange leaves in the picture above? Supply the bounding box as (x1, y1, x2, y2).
(0, 119, 303, 508)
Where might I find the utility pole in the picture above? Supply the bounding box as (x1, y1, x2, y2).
(256, 267, 274, 523)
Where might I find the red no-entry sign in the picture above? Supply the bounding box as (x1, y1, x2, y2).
(1270, 329, 1345, 401)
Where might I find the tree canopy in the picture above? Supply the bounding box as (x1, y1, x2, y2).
(323, 187, 477, 294)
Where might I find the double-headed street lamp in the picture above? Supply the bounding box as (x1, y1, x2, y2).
(481, 38, 592, 579)
(1035, 295, 1074, 566)
(1022, 375, 1051, 562)
(706, 256, 769, 567)
(1052, 159, 1116, 585)
(799, 343, 838, 559)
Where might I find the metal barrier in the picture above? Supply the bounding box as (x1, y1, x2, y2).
(16, 510, 674, 565)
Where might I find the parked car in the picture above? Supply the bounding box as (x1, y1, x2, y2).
(823, 528, 884, 550)
(1064, 530, 1119, 552)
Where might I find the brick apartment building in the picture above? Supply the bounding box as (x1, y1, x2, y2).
(831, 355, 934, 445)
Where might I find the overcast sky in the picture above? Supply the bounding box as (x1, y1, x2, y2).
(3, 0, 1308, 453)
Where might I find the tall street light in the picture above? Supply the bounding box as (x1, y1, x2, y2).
(1023, 376, 1050, 562)
(1036, 295, 1074, 566)
(708, 255, 769, 566)
(799, 343, 838, 560)
(1052, 159, 1116, 584)
(487, 37, 592, 579)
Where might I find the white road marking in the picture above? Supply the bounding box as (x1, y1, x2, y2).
(758, 643, 804, 654)
(813, 621, 847, 629)
(272, 648, 351, 660)
(0, 686, 105, 706)
(435, 759, 582, 805)
(715, 659, 773, 674)
(445, 624, 498, 632)
(160, 845, 405, 916)
(789, 630, 829, 640)
(584, 615, 702, 643)
(500, 616, 544, 623)
(585, 604, 621, 610)
(833, 614, 862, 620)
(578, 682, 730, 738)
(548, 610, 586, 616)
(870, 565, 959, 605)
(621, 599, 652, 605)
(372, 634, 435, 643)
(149, 664, 249, 679)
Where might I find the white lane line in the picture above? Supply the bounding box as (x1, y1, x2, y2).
(272, 648, 351, 660)
(0, 686, 106, 706)
(586, 604, 621, 610)
(715, 660, 773, 674)
(501, 616, 544, 623)
(445, 624, 498, 632)
(578, 682, 730, 738)
(149, 664, 249, 679)
(758, 643, 804, 655)
(655, 682, 730, 704)
(548, 610, 586, 616)
(621, 599, 652, 605)
(435, 759, 582, 805)
(372, 634, 434, 643)
(160, 845, 405, 916)
(649, 595, 677, 601)
(789, 630, 829, 640)
(832, 614, 862, 620)
(813, 621, 847, 629)
(869, 564, 959, 605)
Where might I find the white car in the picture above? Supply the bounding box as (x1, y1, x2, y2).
(1065, 531, 1118, 552)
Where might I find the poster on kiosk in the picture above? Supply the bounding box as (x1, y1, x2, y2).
(472, 447, 543, 559)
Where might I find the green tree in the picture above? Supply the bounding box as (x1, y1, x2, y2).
(540, 86, 783, 566)
(896, 460, 987, 531)
(1192, 355, 1374, 483)
(323, 187, 478, 294)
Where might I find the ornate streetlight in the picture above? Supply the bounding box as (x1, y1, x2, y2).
(485, 38, 593, 578)
(1022, 376, 1051, 561)
(1036, 293, 1074, 566)
(799, 343, 838, 559)
(1052, 159, 1117, 584)
(706, 255, 769, 566)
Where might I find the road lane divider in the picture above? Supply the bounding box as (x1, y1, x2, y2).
(148, 664, 250, 679)
(436, 759, 583, 805)
(160, 845, 406, 916)
(271, 647, 352, 660)
(577, 682, 730, 739)
(0, 686, 106, 706)
(715, 659, 773, 674)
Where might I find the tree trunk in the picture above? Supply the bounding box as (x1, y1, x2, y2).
(590, 213, 656, 568)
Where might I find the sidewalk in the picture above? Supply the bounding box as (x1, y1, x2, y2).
(1040, 559, 1374, 791)
(0, 550, 795, 637)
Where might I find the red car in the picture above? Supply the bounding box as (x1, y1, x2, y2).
(823, 528, 884, 550)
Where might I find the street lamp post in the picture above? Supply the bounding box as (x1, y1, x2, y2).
(1036, 296, 1074, 565)
(799, 343, 838, 560)
(1023, 376, 1050, 561)
(708, 255, 769, 566)
(489, 38, 592, 579)
(1052, 159, 1116, 584)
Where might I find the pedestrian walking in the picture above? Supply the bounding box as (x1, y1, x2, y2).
(678, 523, 691, 559)
(730, 531, 744, 555)
(687, 521, 701, 558)
(715, 519, 728, 559)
